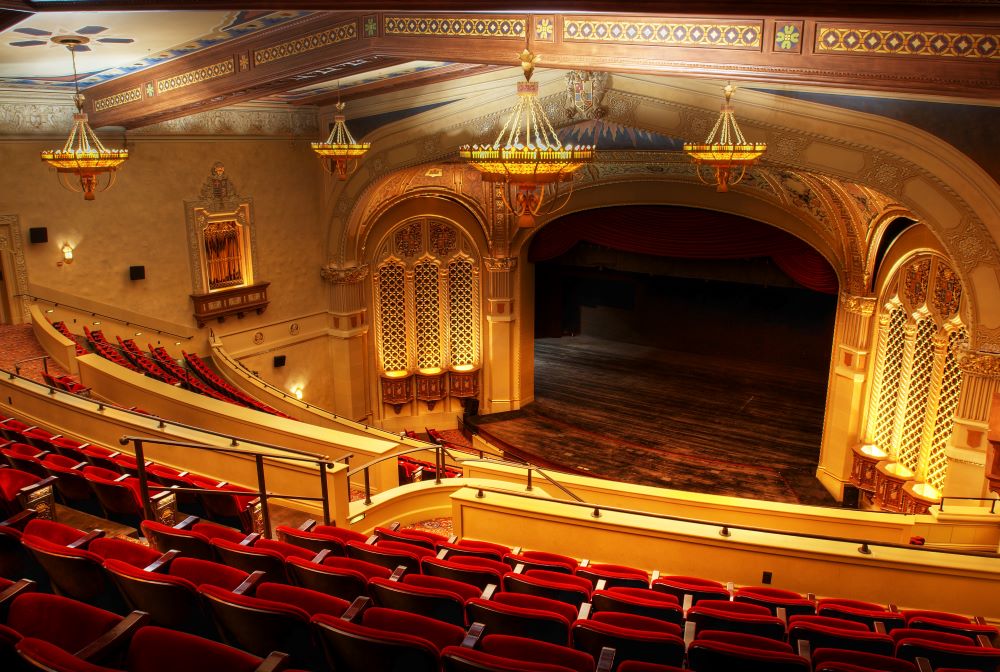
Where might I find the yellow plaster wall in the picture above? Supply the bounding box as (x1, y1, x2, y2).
(0, 137, 325, 330)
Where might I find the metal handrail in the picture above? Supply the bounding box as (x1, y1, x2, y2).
(14, 355, 50, 376)
(469, 486, 1000, 559)
(3, 367, 333, 463)
(26, 294, 193, 340)
(120, 435, 336, 538)
(940, 496, 998, 514)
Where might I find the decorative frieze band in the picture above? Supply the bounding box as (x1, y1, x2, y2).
(93, 87, 142, 112)
(563, 17, 762, 49)
(384, 15, 525, 38)
(254, 21, 357, 66)
(816, 25, 999, 60)
(956, 349, 1000, 378)
(484, 257, 517, 272)
(157, 59, 235, 94)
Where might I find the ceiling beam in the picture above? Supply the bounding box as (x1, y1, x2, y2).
(82, 11, 1000, 129)
(297, 63, 504, 107)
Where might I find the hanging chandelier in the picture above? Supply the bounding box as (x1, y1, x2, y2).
(40, 36, 128, 201)
(683, 83, 766, 192)
(311, 100, 370, 180)
(460, 49, 594, 228)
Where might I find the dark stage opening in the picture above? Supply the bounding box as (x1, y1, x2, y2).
(475, 205, 840, 505)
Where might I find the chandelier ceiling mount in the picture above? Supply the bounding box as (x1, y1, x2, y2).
(683, 83, 766, 193)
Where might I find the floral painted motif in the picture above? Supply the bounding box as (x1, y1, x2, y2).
(775, 24, 801, 50)
(429, 221, 457, 256)
(395, 221, 422, 257)
(932, 263, 962, 319)
(903, 258, 931, 308)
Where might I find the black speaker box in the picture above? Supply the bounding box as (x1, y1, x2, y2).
(129, 265, 145, 280)
(29, 227, 48, 244)
(842, 484, 861, 509)
(273, 355, 286, 367)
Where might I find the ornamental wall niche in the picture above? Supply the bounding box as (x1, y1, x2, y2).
(324, 76, 1000, 345)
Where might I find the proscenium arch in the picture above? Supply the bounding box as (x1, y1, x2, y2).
(511, 178, 846, 291)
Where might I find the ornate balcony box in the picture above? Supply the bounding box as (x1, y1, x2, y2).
(851, 443, 888, 493)
(901, 481, 940, 515)
(448, 366, 480, 398)
(416, 368, 447, 410)
(380, 371, 413, 414)
(191, 281, 269, 328)
(873, 461, 914, 513)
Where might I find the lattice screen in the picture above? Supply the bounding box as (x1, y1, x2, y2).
(448, 258, 476, 367)
(897, 318, 936, 472)
(924, 328, 966, 491)
(377, 263, 407, 372)
(414, 261, 442, 369)
(873, 308, 907, 454)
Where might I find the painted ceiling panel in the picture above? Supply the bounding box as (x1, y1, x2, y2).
(0, 9, 310, 89)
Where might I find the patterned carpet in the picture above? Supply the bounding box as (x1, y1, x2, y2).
(0, 323, 69, 382)
(470, 336, 836, 507)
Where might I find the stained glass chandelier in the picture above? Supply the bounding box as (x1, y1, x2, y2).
(683, 83, 766, 192)
(40, 36, 128, 200)
(311, 100, 370, 180)
(461, 49, 594, 228)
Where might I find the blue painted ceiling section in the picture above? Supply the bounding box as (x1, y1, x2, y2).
(346, 100, 456, 140)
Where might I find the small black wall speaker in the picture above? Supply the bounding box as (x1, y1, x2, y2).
(273, 355, 286, 368)
(129, 265, 145, 280)
(29, 227, 48, 244)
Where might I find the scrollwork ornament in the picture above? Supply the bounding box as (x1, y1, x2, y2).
(839, 292, 876, 316)
(954, 342, 1000, 378)
(484, 257, 517, 272)
(320, 263, 369, 284)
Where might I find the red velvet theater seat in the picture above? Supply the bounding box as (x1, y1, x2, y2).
(443, 633, 598, 672)
(590, 587, 684, 627)
(369, 572, 476, 627)
(286, 553, 392, 601)
(686, 634, 811, 672)
(504, 549, 578, 574)
(504, 568, 594, 609)
(734, 585, 816, 618)
(572, 611, 685, 670)
(466, 591, 578, 645)
(211, 536, 314, 583)
(686, 599, 787, 641)
(812, 647, 919, 672)
(276, 522, 367, 555)
(651, 575, 730, 606)
(576, 563, 650, 590)
(421, 554, 510, 591)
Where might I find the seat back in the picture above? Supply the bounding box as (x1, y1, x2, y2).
(104, 559, 213, 637)
(369, 576, 467, 627)
(466, 597, 572, 646)
(651, 577, 730, 605)
(576, 564, 649, 590)
(687, 604, 787, 641)
(421, 556, 505, 591)
(198, 584, 319, 670)
(211, 539, 290, 583)
(787, 621, 895, 656)
(286, 556, 374, 602)
(21, 537, 113, 607)
(571, 617, 685, 670)
(591, 588, 684, 627)
(126, 625, 281, 672)
(275, 525, 350, 555)
(504, 571, 592, 609)
(346, 541, 422, 575)
(687, 638, 811, 672)
(895, 637, 1000, 671)
(312, 613, 441, 672)
(140, 520, 215, 560)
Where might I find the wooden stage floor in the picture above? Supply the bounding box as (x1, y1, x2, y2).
(468, 336, 837, 507)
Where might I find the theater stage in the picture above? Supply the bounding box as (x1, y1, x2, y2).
(466, 336, 837, 507)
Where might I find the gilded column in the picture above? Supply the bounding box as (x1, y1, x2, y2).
(943, 348, 1000, 497)
(888, 320, 919, 457)
(863, 309, 894, 441)
(915, 331, 950, 481)
(320, 263, 371, 422)
(483, 256, 518, 413)
(817, 293, 876, 499)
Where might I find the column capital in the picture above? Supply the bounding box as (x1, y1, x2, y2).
(839, 292, 877, 316)
(956, 346, 1000, 378)
(321, 263, 369, 284)
(484, 257, 518, 273)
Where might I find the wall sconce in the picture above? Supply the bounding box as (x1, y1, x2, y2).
(61, 243, 74, 264)
(291, 384, 304, 400)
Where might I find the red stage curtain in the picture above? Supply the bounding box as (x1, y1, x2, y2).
(528, 206, 838, 294)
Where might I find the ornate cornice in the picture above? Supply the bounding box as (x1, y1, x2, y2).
(840, 292, 877, 316)
(321, 263, 369, 284)
(955, 344, 1000, 378)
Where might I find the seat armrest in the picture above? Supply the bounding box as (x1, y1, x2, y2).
(233, 570, 267, 596)
(595, 579, 607, 591)
(0, 509, 37, 530)
(481, 584, 497, 600)
(683, 621, 696, 648)
(254, 651, 290, 672)
(75, 610, 150, 662)
(298, 519, 317, 531)
(241, 532, 261, 547)
(365, 534, 378, 545)
(388, 521, 401, 531)
(578, 602, 592, 620)
(461, 622, 485, 648)
(915, 657, 933, 672)
(596, 647, 615, 672)
(67, 529, 106, 549)
(143, 549, 180, 573)
(341, 596, 371, 622)
(797, 639, 810, 660)
(389, 566, 406, 581)
(71, 462, 88, 470)
(174, 515, 200, 530)
(311, 549, 332, 564)
(0, 578, 35, 619)
(114, 474, 130, 483)
(17, 477, 57, 520)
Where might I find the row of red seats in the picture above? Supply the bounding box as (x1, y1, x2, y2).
(51, 321, 87, 356)
(116, 337, 182, 385)
(40, 371, 90, 395)
(183, 351, 288, 417)
(0, 415, 260, 533)
(398, 454, 462, 484)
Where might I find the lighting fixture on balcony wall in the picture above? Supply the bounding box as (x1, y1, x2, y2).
(683, 83, 766, 192)
(40, 36, 129, 200)
(460, 49, 594, 228)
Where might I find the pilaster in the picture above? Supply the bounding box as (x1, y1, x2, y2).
(483, 256, 518, 413)
(944, 348, 1000, 497)
(321, 263, 371, 422)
